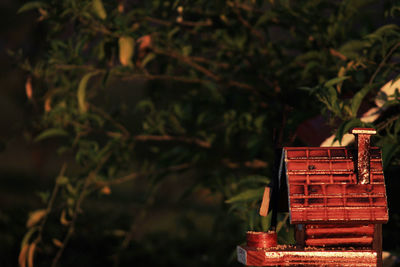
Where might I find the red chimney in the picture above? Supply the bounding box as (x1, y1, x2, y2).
(351, 128, 377, 184)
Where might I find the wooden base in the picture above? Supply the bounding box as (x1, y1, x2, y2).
(237, 245, 378, 266)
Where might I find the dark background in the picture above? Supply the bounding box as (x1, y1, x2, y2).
(1, 1, 400, 266)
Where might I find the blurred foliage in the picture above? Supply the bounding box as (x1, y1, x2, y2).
(12, 0, 400, 266)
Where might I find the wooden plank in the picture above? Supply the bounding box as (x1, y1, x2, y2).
(259, 187, 271, 216)
(305, 237, 373, 246)
(373, 224, 382, 267)
(305, 225, 374, 236)
(239, 246, 377, 266)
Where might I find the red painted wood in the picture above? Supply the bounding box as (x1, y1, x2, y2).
(246, 231, 277, 248)
(305, 225, 374, 236)
(305, 237, 373, 246)
(290, 206, 388, 223)
(238, 129, 386, 266)
(353, 130, 373, 184)
(284, 145, 388, 224)
(238, 246, 377, 266)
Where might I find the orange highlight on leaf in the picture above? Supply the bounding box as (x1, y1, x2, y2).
(25, 76, 33, 100)
(27, 242, 36, 267)
(18, 244, 29, 267)
(44, 97, 51, 112)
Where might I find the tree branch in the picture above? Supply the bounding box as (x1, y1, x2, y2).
(190, 56, 230, 69)
(369, 42, 400, 85)
(232, 4, 266, 44)
(177, 18, 213, 27)
(134, 135, 211, 148)
(121, 73, 208, 84)
(227, 1, 265, 14)
(51, 154, 110, 267)
(222, 158, 268, 169)
(33, 163, 67, 248)
(90, 105, 130, 138)
(153, 48, 221, 81)
(144, 16, 213, 27)
(144, 16, 172, 26)
(97, 163, 192, 187)
(152, 48, 265, 96)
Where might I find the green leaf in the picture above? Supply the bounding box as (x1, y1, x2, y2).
(237, 175, 270, 186)
(77, 72, 99, 113)
(36, 191, 50, 204)
(255, 13, 269, 26)
(254, 116, 265, 131)
(21, 226, 39, 248)
(276, 212, 289, 233)
(261, 211, 272, 232)
(336, 118, 362, 144)
(382, 142, 398, 169)
(339, 40, 365, 58)
(350, 85, 372, 117)
(118, 36, 135, 67)
(324, 76, 350, 87)
(17, 1, 48, 14)
(167, 27, 180, 39)
(225, 188, 265, 204)
(326, 86, 341, 115)
(56, 176, 69, 185)
(92, 0, 107, 20)
(248, 209, 256, 230)
(372, 24, 400, 37)
(141, 53, 155, 67)
(34, 128, 68, 142)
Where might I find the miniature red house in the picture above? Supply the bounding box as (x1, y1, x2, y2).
(237, 128, 389, 266)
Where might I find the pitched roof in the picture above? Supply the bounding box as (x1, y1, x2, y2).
(283, 147, 388, 224)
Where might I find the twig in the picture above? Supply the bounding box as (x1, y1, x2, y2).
(153, 48, 221, 81)
(121, 73, 208, 84)
(90, 105, 130, 138)
(144, 16, 173, 26)
(134, 135, 211, 148)
(144, 16, 213, 27)
(232, 4, 265, 44)
(369, 42, 400, 85)
(222, 158, 268, 169)
(227, 1, 265, 13)
(190, 56, 230, 69)
(226, 80, 255, 91)
(111, 163, 192, 267)
(34, 163, 67, 245)
(51, 154, 110, 267)
(376, 115, 400, 132)
(54, 64, 100, 71)
(78, 16, 116, 37)
(72, 129, 91, 147)
(152, 48, 264, 95)
(54, 64, 207, 85)
(54, 61, 257, 95)
(112, 189, 154, 267)
(54, 59, 262, 104)
(97, 163, 192, 187)
(177, 19, 213, 27)
(51, 173, 92, 267)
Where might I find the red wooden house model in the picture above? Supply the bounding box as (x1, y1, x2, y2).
(237, 128, 389, 266)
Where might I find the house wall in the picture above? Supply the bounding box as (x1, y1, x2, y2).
(302, 224, 375, 247)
